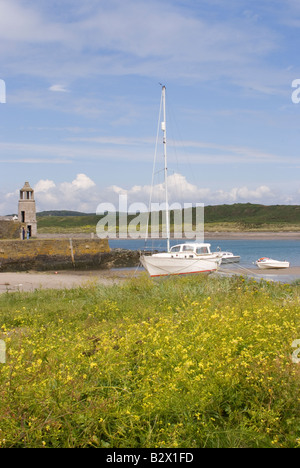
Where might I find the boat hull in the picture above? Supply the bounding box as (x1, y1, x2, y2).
(140, 254, 221, 277)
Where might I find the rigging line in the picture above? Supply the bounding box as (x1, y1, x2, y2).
(232, 263, 262, 277)
(218, 263, 264, 279)
(144, 90, 163, 248)
(131, 261, 142, 278)
(164, 91, 195, 215)
(166, 92, 200, 203)
(165, 94, 184, 201)
(154, 168, 165, 175)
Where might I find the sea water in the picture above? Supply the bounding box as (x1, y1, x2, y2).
(207, 239, 300, 268)
(108, 238, 300, 268)
(108, 238, 300, 282)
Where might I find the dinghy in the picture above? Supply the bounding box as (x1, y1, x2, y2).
(255, 257, 290, 269)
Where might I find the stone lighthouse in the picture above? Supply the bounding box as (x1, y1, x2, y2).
(18, 181, 37, 238)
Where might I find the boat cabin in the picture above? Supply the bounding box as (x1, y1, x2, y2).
(170, 243, 212, 256)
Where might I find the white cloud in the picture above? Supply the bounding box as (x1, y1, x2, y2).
(34, 179, 56, 192)
(31, 173, 281, 212)
(109, 174, 276, 207)
(62, 173, 95, 190)
(0, 0, 282, 91)
(214, 185, 275, 204)
(1, 172, 299, 215)
(49, 84, 70, 93)
(1, 136, 292, 168)
(0, 0, 69, 43)
(34, 174, 98, 212)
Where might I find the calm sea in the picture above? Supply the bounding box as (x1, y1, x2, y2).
(108, 238, 300, 267)
(109, 239, 300, 283)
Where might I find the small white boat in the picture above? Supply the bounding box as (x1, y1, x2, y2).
(216, 250, 240, 264)
(255, 257, 290, 269)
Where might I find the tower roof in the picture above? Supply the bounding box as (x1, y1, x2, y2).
(20, 181, 34, 192)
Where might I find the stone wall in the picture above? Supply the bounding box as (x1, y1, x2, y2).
(0, 238, 140, 272)
(0, 238, 108, 271)
(0, 220, 21, 239)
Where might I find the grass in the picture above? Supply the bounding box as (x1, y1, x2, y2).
(36, 203, 300, 234)
(203, 222, 300, 232)
(37, 221, 300, 235)
(0, 274, 300, 448)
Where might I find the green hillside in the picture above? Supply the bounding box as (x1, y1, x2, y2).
(37, 213, 99, 229)
(204, 203, 300, 224)
(36, 203, 300, 233)
(37, 210, 90, 217)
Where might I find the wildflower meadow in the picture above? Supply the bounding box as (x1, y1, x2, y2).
(0, 274, 299, 448)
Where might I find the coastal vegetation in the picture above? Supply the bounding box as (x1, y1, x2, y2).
(0, 274, 300, 448)
(36, 203, 300, 234)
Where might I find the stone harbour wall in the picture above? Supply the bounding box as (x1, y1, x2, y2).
(0, 238, 140, 272)
(0, 220, 21, 240)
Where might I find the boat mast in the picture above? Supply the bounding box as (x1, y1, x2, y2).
(161, 85, 170, 252)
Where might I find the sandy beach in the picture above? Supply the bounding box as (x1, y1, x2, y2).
(218, 265, 300, 277)
(0, 264, 300, 294)
(36, 231, 300, 241)
(0, 269, 137, 294)
(205, 231, 300, 240)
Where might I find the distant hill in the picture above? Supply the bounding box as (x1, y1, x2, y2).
(37, 203, 300, 226)
(203, 203, 300, 225)
(36, 203, 300, 233)
(37, 210, 92, 217)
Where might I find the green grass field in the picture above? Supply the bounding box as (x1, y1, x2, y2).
(0, 274, 300, 448)
(36, 204, 300, 233)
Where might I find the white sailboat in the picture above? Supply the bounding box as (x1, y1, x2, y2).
(140, 86, 222, 277)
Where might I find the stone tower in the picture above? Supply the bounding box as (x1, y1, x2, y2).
(18, 181, 37, 238)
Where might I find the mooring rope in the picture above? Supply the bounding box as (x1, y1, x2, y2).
(217, 262, 270, 280)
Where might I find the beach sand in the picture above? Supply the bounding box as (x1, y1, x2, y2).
(0, 269, 137, 294)
(218, 265, 300, 276)
(205, 231, 300, 240)
(1, 264, 300, 294)
(36, 231, 300, 241)
(216, 265, 300, 284)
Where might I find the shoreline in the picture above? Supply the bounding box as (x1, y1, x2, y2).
(35, 231, 300, 241)
(0, 269, 135, 294)
(205, 231, 300, 240)
(1, 232, 300, 294)
(1, 265, 300, 294)
(219, 265, 300, 276)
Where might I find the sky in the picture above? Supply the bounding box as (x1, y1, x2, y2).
(1, 0, 300, 214)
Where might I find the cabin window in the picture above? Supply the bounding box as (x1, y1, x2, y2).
(196, 247, 208, 254)
(170, 246, 180, 252)
(182, 245, 193, 251)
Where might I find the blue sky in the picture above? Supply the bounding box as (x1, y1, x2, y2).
(1, 0, 300, 214)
